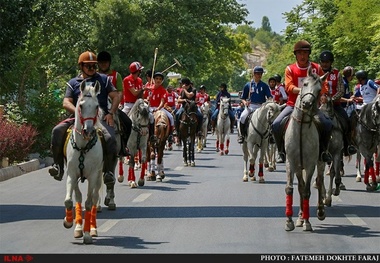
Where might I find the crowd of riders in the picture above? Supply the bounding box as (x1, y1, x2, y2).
(48, 43, 379, 185)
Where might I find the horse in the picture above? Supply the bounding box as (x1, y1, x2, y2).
(284, 67, 328, 232)
(264, 129, 277, 172)
(63, 80, 103, 244)
(215, 97, 231, 155)
(242, 101, 282, 183)
(316, 94, 344, 207)
(117, 98, 150, 188)
(179, 100, 198, 166)
(146, 109, 170, 181)
(196, 101, 210, 152)
(352, 95, 380, 191)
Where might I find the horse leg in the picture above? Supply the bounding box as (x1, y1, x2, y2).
(90, 205, 98, 237)
(183, 139, 188, 166)
(216, 138, 220, 152)
(285, 172, 295, 231)
(300, 172, 313, 231)
(356, 153, 362, 182)
(315, 166, 326, 221)
(191, 139, 195, 166)
(128, 165, 137, 188)
(225, 136, 230, 155)
(118, 157, 124, 183)
(242, 143, 249, 182)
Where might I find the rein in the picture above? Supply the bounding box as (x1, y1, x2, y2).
(252, 107, 270, 147)
(70, 129, 99, 182)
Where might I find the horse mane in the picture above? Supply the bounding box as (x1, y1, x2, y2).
(185, 100, 197, 113)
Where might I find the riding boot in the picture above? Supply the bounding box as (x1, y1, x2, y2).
(272, 129, 285, 163)
(103, 152, 116, 188)
(149, 123, 157, 143)
(319, 136, 332, 164)
(345, 131, 357, 156)
(168, 126, 174, 143)
(49, 144, 64, 181)
(211, 119, 216, 133)
(237, 122, 245, 144)
(230, 117, 235, 133)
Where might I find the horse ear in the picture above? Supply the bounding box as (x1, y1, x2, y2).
(94, 81, 101, 95)
(321, 72, 329, 82)
(80, 80, 86, 93)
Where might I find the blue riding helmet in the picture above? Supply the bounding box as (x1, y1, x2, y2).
(253, 66, 264, 73)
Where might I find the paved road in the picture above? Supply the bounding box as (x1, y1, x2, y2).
(0, 132, 379, 257)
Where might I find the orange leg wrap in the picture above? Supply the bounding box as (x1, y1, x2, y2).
(83, 210, 91, 233)
(65, 208, 73, 223)
(90, 206, 97, 229)
(75, 203, 82, 225)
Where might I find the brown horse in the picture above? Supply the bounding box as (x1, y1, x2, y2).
(179, 100, 198, 166)
(146, 110, 170, 182)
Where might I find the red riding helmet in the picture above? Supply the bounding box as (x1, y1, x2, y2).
(129, 61, 144, 74)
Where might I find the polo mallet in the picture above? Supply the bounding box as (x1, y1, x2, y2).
(150, 47, 159, 86)
(162, 58, 182, 73)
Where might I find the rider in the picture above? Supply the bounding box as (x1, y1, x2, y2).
(319, 50, 357, 157)
(352, 69, 380, 106)
(122, 62, 156, 142)
(97, 51, 132, 156)
(49, 51, 120, 186)
(237, 66, 273, 144)
(210, 83, 235, 134)
(341, 66, 355, 109)
(147, 72, 176, 143)
(271, 40, 333, 164)
(175, 77, 203, 136)
(273, 74, 288, 105)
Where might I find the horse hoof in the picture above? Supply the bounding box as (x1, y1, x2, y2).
(138, 179, 145, 187)
(90, 228, 98, 237)
(74, 224, 83, 238)
(129, 181, 137, 188)
(104, 197, 110, 206)
(268, 167, 274, 172)
(225, 150, 229, 155)
(339, 183, 346, 190)
(183, 162, 188, 166)
(191, 162, 195, 167)
(117, 175, 124, 183)
(302, 221, 313, 231)
(285, 219, 295, 231)
(63, 217, 73, 229)
(107, 203, 116, 210)
(356, 176, 362, 182)
(243, 176, 248, 182)
(264, 163, 269, 168)
(296, 218, 304, 227)
(83, 233, 93, 244)
(251, 176, 256, 181)
(259, 177, 265, 183)
(97, 205, 102, 213)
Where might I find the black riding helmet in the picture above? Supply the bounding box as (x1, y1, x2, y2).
(320, 50, 334, 62)
(355, 70, 368, 79)
(200, 85, 206, 90)
(97, 51, 112, 62)
(268, 76, 276, 82)
(273, 74, 282, 83)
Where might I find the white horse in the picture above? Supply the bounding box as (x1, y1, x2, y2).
(242, 101, 281, 183)
(63, 80, 103, 244)
(284, 67, 328, 232)
(117, 98, 150, 188)
(197, 101, 210, 152)
(215, 97, 231, 155)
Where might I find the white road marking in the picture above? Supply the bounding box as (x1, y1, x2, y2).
(132, 193, 151, 202)
(174, 166, 183, 171)
(332, 195, 342, 202)
(98, 219, 119, 233)
(344, 214, 367, 226)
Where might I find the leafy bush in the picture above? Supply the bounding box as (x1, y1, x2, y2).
(0, 119, 38, 166)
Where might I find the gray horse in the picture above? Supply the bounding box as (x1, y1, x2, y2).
(284, 67, 328, 232)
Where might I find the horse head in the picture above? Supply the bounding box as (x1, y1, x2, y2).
(265, 101, 281, 124)
(299, 67, 328, 113)
(75, 80, 101, 140)
(219, 97, 230, 116)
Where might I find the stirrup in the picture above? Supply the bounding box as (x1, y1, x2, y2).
(168, 135, 174, 143)
(150, 135, 157, 143)
(237, 135, 244, 144)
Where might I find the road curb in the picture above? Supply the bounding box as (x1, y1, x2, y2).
(0, 159, 40, 182)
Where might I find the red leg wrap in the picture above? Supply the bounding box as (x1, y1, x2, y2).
(285, 194, 293, 217)
(302, 199, 310, 220)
